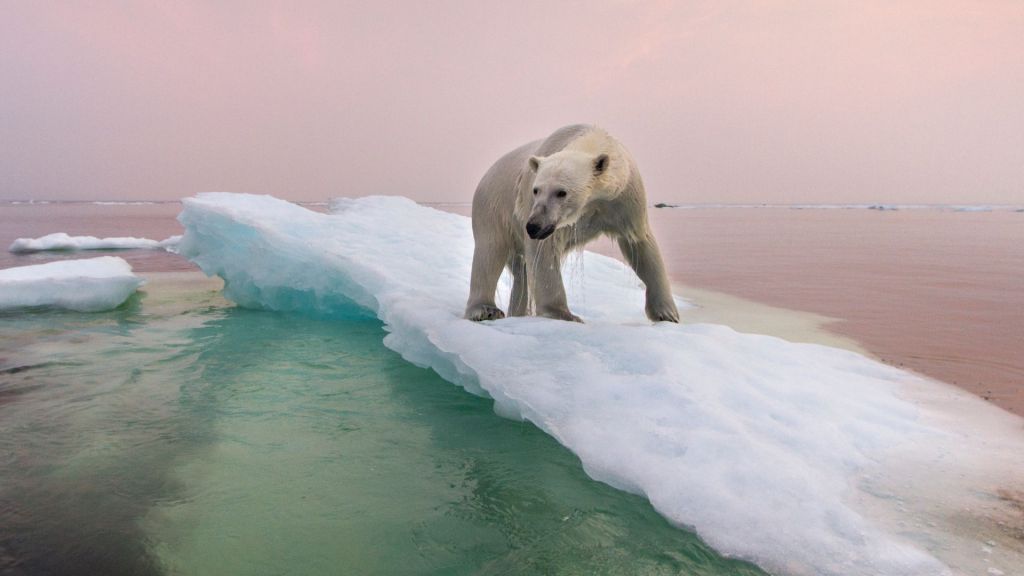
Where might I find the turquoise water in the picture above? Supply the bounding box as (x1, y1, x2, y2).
(0, 273, 765, 575)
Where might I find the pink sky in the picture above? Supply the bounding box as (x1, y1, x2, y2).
(1, 1, 1022, 204)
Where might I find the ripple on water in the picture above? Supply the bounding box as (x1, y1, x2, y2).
(0, 274, 765, 576)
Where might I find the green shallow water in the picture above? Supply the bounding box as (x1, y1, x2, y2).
(0, 273, 765, 576)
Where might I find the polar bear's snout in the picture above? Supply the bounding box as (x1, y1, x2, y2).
(526, 199, 560, 239)
(526, 220, 555, 240)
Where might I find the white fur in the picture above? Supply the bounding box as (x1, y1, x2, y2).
(465, 125, 679, 323)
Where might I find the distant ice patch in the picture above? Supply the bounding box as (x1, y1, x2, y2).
(178, 193, 1024, 576)
(9, 232, 181, 254)
(0, 256, 143, 311)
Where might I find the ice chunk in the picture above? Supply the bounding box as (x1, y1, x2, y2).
(0, 256, 144, 311)
(9, 232, 181, 253)
(178, 193, 963, 576)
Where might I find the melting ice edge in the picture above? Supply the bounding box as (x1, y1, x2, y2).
(179, 192, 1016, 576)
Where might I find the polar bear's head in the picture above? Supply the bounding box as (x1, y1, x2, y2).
(524, 151, 611, 240)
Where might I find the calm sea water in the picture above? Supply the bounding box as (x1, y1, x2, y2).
(0, 203, 764, 575)
(1, 200, 1021, 574)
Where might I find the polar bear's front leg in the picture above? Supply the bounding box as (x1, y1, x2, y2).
(465, 236, 508, 321)
(617, 235, 680, 323)
(526, 238, 582, 323)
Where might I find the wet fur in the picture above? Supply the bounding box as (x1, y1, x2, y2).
(465, 124, 679, 323)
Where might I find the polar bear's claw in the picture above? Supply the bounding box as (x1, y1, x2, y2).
(467, 304, 506, 322)
(646, 301, 680, 323)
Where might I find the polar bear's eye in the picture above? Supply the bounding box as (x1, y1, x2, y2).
(556, 190, 567, 198)
(533, 188, 539, 195)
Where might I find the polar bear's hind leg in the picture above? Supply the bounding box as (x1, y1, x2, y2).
(507, 252, 529, 316)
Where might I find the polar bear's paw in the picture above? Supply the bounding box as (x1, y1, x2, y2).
(466, 303, 506, 322)
(646, 300, 680, 323)
(539, 307, 584, 323)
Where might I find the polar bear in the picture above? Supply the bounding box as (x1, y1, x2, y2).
(465, 124, 679, 323)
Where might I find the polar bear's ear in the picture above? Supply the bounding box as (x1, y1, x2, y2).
(528, 156, 543, 172)
(594, 154, 609, 176)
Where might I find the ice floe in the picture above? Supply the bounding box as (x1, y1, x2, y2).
(9, 232, 181, 253)
(0, 256, 144, 311)
(178, 192, 1024, 576)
